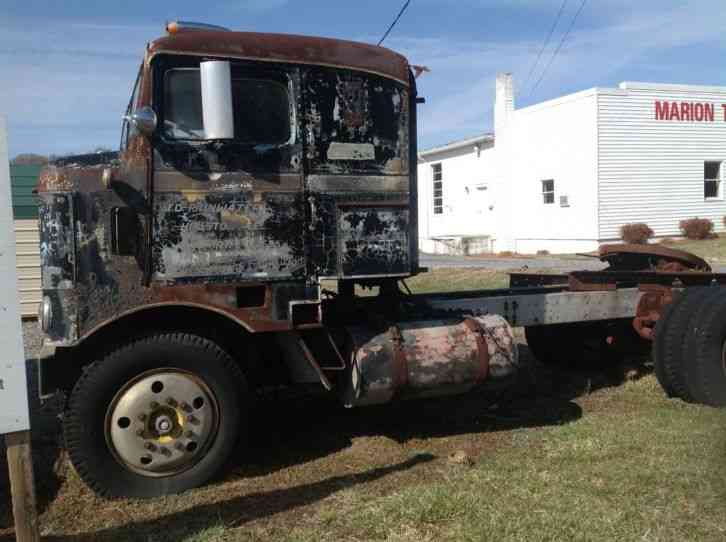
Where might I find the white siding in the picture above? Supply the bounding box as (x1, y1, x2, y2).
(598, 84, 726, 239)
(15, 219, 40, 318)
(417, 142, 496, 253)
(497, 90, 600, 253)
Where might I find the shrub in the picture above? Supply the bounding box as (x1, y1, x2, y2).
(679, 218, 714, 240)
(498, 250, 515, 257)
(536, 249, 550, 256)
(658, 237, 676, 245)
(619, 223, 654, 244)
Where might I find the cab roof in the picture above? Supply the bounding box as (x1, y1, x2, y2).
(148, 31, 411, 86)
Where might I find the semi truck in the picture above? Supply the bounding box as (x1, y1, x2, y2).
(35, 21, 726, 498)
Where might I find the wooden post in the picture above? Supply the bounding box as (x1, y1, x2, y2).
(5, 430, 39, 542)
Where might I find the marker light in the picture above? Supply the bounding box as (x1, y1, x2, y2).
(165, 21, 230, 35)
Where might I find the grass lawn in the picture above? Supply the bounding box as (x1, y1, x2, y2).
(322, 268, 511, 297)
(661, 236, 726, 263)
(274, 376, 726, 542)
(4, 267, 726, 541)
(404, 267, 510, 292)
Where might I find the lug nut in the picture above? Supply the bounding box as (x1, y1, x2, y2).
(150, 401, 159, 409)
(136, 429, 144, 437)
(187, 415, 198, 424)
(185, 430, 194, 438)
(144, 442, 157, 452)
(160, 447, 171, 457)
(166, 397, 177, 407)
(138, 413, 147, 422)
(180, 402, 191, 412)
(175, 442, 185, 452)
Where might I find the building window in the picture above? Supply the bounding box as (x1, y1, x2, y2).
(432, 163, 443, 214)
(704, 161, 723, 199)
(541, 179, 555, 204)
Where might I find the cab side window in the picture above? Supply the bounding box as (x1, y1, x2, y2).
(120, 64, 143, 152)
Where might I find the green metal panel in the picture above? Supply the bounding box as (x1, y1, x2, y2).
(9, 165, 42, 219)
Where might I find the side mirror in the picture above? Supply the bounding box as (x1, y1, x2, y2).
(200, 60, 235, 140)
(128, 106, 157, 137)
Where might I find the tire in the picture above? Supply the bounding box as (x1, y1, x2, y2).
(681, 287, 726, 407)
(655, 287, 710, 402)
(651, 291, 682, 397)
(63, 333, 247, 498)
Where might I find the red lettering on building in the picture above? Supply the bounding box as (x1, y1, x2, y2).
(705, 103, 714, 122)
(721, 104, 726, 121)
(694, 103, 704, 121)
(670, 101, 680, 121)
(655, 101, 717, 122)
(655, 100, 670, 120)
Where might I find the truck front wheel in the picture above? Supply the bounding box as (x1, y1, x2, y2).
(63, 333, 247, 498)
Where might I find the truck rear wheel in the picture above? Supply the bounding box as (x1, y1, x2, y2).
(63, 333, 247, 498)
(681, 288, 726, 407)
(651, 290, 682, 397)
(652, 287, 709, 401)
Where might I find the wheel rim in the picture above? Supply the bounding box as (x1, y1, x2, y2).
(105, 368, 219, 477)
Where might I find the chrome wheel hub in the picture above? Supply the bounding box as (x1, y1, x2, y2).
(105, 369, 218, 477)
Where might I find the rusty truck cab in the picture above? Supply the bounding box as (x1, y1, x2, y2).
(37, 27, 419, 374)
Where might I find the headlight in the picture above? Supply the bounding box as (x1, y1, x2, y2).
(39, 296, 53, 332)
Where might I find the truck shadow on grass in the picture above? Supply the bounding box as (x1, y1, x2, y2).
(1, 348, 652, 541)
(236, 345, 650, 479)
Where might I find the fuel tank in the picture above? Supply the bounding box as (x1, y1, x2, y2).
(342, 314, 518, 407)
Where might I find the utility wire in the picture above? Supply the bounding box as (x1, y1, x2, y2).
(377, 0, 412, 46)
(529, 0, 588, 97)
(518, 0, 569, 97)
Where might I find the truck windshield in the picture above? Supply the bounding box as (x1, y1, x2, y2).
(162, 68, 291, 144)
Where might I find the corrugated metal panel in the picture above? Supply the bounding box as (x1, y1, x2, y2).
(598, 87, 726, 239)
(14, 219, 40, 318)
(10, 164, 41, 219)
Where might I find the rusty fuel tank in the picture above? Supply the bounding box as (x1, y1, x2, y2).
(342, 314, 518, 407)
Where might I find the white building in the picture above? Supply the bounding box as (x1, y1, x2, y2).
(418, 75, 726, 254)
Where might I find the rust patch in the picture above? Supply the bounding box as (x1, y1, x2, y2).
(462, 317, 490, 382)
(148, 31, 411, 86)
(633, 284, 675, 341)
(599, 243, 711, 272)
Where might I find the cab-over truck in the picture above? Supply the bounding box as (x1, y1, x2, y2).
(35, 22, 726, 498)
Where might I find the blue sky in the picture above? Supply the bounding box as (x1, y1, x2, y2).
(2, 0, 726, 157)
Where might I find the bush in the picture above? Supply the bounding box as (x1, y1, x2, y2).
(679, 218, 714, 240)
(658, 237, 676, 245)
(498, 251, 515, 257)
(619, 223, 654, 244)
(536, 249, 550, 256)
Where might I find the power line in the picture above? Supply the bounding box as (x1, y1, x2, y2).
(529, 0, 588, 97)
(518, 0, 569, 97)
(377, 0, 412, 46)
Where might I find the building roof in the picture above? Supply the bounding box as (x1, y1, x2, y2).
(418, 134, 494, 158)
(148, 31, 411, 85)
(619, 81, 726, 94)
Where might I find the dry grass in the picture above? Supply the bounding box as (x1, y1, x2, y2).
(660, 236, 726, 262)
(2, 269, 726, 541)
(13, 363, 726, 542)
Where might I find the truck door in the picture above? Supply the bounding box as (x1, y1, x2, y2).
(150, 56, 305, 283)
